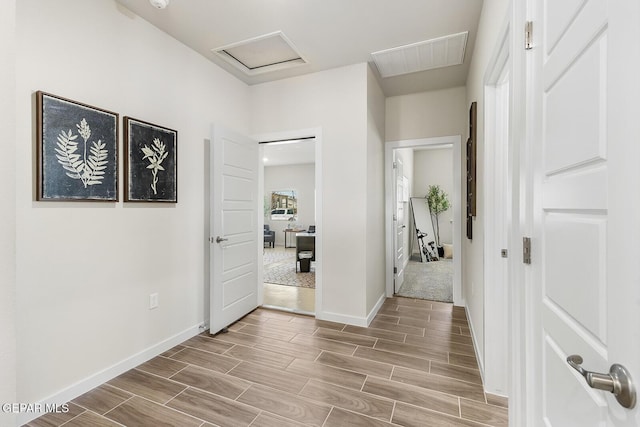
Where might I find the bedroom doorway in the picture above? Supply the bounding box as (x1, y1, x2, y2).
(385, 136, 462, 305)
(258, 130, 320, 315)
(396, 146, 455, 303)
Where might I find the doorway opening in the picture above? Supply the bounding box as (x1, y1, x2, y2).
(256, 128, 322, 316)
(385, 136, 462, 305)
(395, 146, 455, 302)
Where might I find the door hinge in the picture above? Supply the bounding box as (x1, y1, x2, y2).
(393, 267, 398, 274)
(523, 237, 532, 264)
(393, 161, 397, 169)
(501, 249, 508, 258)
(525, 21, 533, 50)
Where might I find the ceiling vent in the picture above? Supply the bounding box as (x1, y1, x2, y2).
(212, 31, 307, 76)
(371, 31, 468, 78)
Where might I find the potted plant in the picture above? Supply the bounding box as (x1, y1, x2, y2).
(426, 185, 450, 257)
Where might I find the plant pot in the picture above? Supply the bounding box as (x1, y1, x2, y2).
(437, 246, 445, 258)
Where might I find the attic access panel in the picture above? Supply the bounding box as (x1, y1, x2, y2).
(212, 31, 307, 75)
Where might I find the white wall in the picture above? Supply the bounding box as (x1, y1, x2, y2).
(386, 87, 466, 262)
(16, 0, 249, 410)
(413, 148, 454, 246)
(264, 164, 315, 246)
(250, 63, 371, 323)
(386, 87, 467, 142)
(464, 0, 510, 379)
(0, 1, 17, 426)
(366, 66, 386, 314)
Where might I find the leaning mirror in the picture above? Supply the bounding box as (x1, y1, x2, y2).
(270, 190, 297, 221)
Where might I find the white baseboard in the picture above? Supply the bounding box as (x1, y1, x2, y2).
(465, 305, 485, 385)
(366, 293, 387, 326)
(315, 292, 387, 327)
(17, 322, 203, 426)
(316, 310, 368, 327)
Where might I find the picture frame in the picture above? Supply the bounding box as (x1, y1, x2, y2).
(466, 101, 477, 239)
(36, 91, 118, 201)
(270, 190, 297, 220)
(124, 117, 177, 202)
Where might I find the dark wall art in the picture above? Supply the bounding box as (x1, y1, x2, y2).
(466, 101, 477, 240)
(124, 117, 177, 202)
(37, 91, 118, 201)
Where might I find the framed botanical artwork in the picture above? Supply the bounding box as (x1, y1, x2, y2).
(124, 117, 177, 202)
(36, 91, 118, 201)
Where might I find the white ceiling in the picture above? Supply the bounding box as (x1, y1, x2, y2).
(262, 139, 316, 167)
(115, 0, 484, 97)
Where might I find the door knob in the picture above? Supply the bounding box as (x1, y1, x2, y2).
(215, 236, 228, 243)
(567, 355, 636, 409)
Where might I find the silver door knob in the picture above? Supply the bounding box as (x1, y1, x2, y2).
(215, 236, 228, 243)
(567, 355, 636, 409)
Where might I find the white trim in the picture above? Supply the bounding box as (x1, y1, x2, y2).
(366, 293, 387, 326)
(257, 143, 265, 307)
(465, 305, 485, 382)
(384, 136, 462, 305)
(17, 322, 203, 426)
(316, 311, 368, 327)
(253, 127, 323, 318)
(509, 0, 530, 425)
(482, 11, 511, 397)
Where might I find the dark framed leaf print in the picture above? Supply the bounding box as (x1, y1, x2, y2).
(124, 117, 177, 202)
(36, 91, 118, 201)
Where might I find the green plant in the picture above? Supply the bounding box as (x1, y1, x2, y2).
(426, 185, 450, 247)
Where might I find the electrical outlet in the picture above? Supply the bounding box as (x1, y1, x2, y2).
(149, 293, 159, 309)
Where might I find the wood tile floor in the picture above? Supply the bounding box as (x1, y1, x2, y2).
(262, 282, 315, 314)
(27, 297, 508, 427)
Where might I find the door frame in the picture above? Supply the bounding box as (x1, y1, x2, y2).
(482, 12, 512, 398)
(254, 127, 323, 316)
(384, 135, 462, 305)
(507, 0, 533, 424)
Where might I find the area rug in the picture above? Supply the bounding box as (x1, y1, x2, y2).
(397, 259, 453, 302)
(263, 247, 316, 289)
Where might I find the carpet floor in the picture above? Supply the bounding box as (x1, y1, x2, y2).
(263, 246, 315, 289)
(397, 259, 453, 303)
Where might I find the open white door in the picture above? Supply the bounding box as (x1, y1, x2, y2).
(209, 125, 259, 334)
(394, 158, 405, 291)
(529, 0, 640, 424)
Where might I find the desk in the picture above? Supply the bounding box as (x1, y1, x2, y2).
(283, 229, 305, 248)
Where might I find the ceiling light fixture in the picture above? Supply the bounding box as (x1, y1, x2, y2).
(149, 0, 169, 9)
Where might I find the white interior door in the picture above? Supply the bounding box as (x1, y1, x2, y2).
(530, 0, 640, 424)
(210, 125, 259, 334)
(395, 158, 405, 291)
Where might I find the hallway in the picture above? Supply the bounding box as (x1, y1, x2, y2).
(27, 297, 507, 426)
